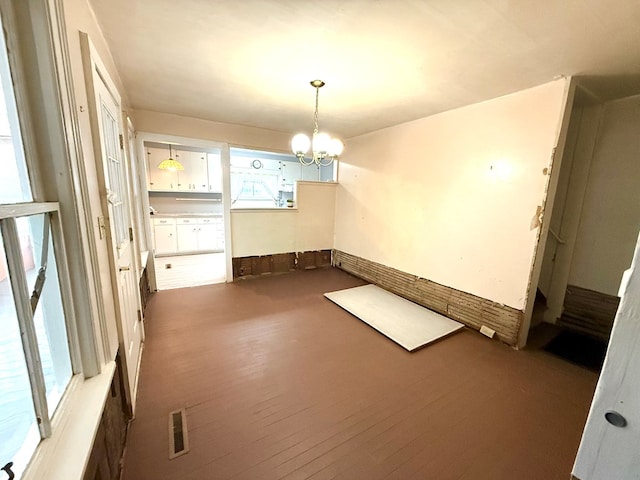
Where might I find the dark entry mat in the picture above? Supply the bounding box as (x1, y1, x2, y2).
(543, 330, 607, 372)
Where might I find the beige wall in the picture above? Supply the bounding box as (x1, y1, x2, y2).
(64, 0, 129, 359)
(133, 109, 291, 153)
(334, 80, 568, 309)
(569, 95, 640, 296)
(231, 182, 336, 257)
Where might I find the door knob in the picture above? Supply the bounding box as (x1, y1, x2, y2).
(605, 410, 627, 427)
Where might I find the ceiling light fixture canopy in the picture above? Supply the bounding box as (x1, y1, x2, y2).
(157, 144, 184, 171)
(291, 80, 343, 166)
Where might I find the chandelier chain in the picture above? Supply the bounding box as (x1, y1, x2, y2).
(313, 85, 320, 136)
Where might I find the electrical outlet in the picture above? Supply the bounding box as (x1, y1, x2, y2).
(480, 325, 496, 338)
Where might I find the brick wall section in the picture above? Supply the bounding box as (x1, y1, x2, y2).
(332, 250, 523, 345)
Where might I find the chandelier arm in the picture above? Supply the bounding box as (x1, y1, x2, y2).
(318, 156, 334, 167)
(298, 155, 315, 166)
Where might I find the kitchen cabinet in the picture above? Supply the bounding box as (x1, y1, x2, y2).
(147, 147, 178, 191)
(280, 161, 301, 191)
(152, 216, 224, 255)
(146, 147, 209, 192)
(175, 217, 223, 253)
(175, 150, 209, 192)
(198, 223, 218, 251)
(207, 153, 222, 192)
(152, 218, 177, 254)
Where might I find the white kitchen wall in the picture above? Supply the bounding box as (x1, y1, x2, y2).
(334, 80, 568, 310)
(568, 94, 640, 296)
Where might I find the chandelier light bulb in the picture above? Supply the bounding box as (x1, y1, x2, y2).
(327, 138, 344, 157)
(313, 132, 331, 155)
(291, 133, 311, 156)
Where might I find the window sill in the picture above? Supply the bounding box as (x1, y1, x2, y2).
(23, 361, 116, 480)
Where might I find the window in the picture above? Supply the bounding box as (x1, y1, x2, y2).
(0, 11, 76, 479)
(230, 148, 335, 209)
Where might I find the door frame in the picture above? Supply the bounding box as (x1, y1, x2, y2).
(135, 132, 233, 288)
(518, 78, 576, 347)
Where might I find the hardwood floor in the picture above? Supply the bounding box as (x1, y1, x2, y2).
(122, 268, 598, 480)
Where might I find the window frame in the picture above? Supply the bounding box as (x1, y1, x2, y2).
(0, 205, 82, 438)
(0, 0, 117, 478)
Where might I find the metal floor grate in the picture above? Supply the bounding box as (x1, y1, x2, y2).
(169, 408, 190, 459)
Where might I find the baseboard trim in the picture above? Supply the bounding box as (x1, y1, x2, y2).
(332, 250, 523, 346)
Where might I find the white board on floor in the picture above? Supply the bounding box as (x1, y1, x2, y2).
(324, 284, 463, 351)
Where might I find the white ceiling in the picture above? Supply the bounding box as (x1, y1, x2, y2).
(89, 0, 640, 139)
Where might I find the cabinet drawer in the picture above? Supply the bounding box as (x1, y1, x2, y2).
(203, 217, 224, 224)
(152, 217, 176, 226)
(177, 218, 197, 225)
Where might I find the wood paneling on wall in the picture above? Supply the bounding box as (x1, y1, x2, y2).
(333, 250, 523, 345)
(558, 284, 620, 340)
(233, 250, 332, 279)
(83, 357, 130, 480)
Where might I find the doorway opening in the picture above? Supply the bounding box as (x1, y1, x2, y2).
(526, 83, 640, 367)
(143, 140, 227, 290)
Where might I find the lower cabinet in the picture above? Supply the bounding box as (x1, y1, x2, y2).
(153, 216, 224, 255)
(153, 220, 178, 254)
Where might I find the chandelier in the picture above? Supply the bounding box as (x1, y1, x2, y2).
(291, 80, 343, 166)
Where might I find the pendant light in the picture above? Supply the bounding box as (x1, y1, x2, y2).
(157, 144, 184, 171)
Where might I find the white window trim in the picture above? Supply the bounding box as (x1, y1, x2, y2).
(22, 362, 116, 480)
(0, 0, 118, 478)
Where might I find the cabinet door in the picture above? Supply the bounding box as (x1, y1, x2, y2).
(173, 150, 190, 191)
(198, 224, 218, 251)
(189, 152, 209, 192)
(280, 161, 301, 191)
(214, 218, 225, 250)
(147, 147, 178, 191)
(174, 150, 208, 191)
(176, 224, 199, 252)
(207, 153, 222, 192)
(153, 224, 177, 254)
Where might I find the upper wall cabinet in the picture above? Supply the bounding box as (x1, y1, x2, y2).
(175, 150, 209, 192)
(207, 153, 222, 192)
(147, 147, 177, 191)
(146, 147, 210, 192)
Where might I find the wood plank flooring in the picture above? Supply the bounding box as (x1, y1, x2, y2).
(122, 268, 598, 480)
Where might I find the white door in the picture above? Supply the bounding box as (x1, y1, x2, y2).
(82, 34, 142, 410)
(573, 230, 640, 479)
